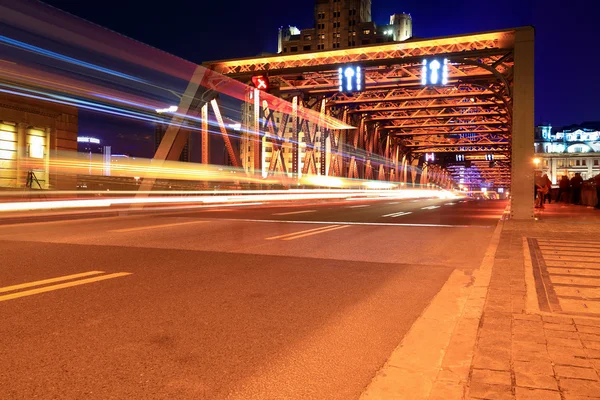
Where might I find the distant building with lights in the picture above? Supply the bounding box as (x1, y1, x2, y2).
(534, 123, 600, 183)
(278, 0, 412, 54)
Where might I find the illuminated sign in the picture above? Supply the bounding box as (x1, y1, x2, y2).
(421, 59, 449, 85)
(77, 137, 100, 144)
(456, 154, 465, 162)
(425, 153, 435, 162)
(252, 75, 269, 91)
(338, 65, 364, 93)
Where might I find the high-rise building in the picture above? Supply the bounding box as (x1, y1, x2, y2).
(154, 123, 190, 162)
(278, 0, 412, 54)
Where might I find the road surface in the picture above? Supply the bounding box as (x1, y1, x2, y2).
(0, 197, 506, 399)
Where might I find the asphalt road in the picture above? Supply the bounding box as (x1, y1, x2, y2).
(0, 197, 507, 399)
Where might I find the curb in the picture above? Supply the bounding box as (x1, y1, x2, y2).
(359, 216, 505, 400)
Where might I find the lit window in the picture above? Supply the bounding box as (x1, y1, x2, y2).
(29, 135, 44, 159)
(304, 35, 312, 41)
(363, 29, 371, 35)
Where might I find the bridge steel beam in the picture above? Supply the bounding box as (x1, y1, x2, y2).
(203, 28, 534, 193)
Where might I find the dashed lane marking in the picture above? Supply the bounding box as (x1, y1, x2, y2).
(382, 211, 412, 218)
(110, 220, 208, 232)
(283, 225, 350, 240)
(421, 205, 441, 210)
(347, 205, 370, 208)
(272, 210, 317, 216)
(265, 225, 340, 240)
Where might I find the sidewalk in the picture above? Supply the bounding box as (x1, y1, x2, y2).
(466, 203, 600, 400)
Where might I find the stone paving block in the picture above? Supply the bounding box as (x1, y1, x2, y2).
(543, 315, 574, 324)
(544, 329, 580, 340)
(559, 378, 600, 397)
(547, 345, 587, 358)
(473, 352, 511, 371)
(428, 379, 465, 400)
(583, 340, 600, 350)
(515, 372, 559, 391)
(546, 337, 584, 348)
(562, 394, 600, 400)
(549, 353, 593, 368)
(513, 332, 547, 344)
(512, 341, 548, 354)
(513, 360, 554, 376)
(544, 323, 577, 332)
(585, 348, 600, 359)
(514, 319, 544, 329)
(579, 332, 600, 342)
(554, 365, 599, 381)
(472, 369, 512, 386)
(578, 325, 600, 335)
(514, 387, 561, 400)
(513, 314, 542, 322)
(478, 336, 512, 349)
(468, 382, 514, 400)
(574, 318, 600, 328)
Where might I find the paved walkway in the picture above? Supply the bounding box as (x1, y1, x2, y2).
(466, 203, 600, 400)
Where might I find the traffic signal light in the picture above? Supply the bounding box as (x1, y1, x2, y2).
(251, 75, 269, 91)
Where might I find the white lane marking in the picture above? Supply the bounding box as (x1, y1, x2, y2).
(410, 200, 420, 203)
(110, 220, 208, 233)
(215, 218, 491, 229)
(445, 202, 457, 206)
(387, 202, 401, 205)
(421, 205, 441, 210)
(382, 211, 413, 218)
(272, 210, 317, 216)
(266, 225, 339, 240)
(347, 205, 370, 208)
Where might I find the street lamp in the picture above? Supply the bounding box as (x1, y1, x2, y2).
(533, 157, 541, 166)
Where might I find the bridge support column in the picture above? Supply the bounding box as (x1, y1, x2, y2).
(511, 27, 535, 220)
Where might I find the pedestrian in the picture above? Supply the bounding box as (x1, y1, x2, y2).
(595, 173, 600, 209)
(543, 173, 552, 204)
(556, 175, 570, 203)
(535, 171, 548, 209)
(571, 172, 584, 205)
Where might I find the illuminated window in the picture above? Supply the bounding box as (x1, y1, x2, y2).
(319, 34, 325, 39)
(304, 35, 312, 40)
(363, 29, 371, 35)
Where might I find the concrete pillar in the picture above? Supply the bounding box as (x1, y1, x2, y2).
(551, 158, 557, 184)
(511, 27, 535, 220)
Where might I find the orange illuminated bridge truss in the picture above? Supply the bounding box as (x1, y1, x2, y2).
(204, 28, 519, 189)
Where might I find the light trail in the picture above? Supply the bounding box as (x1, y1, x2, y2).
(0, 189, 460, 213)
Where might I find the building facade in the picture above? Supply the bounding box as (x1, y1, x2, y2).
(0, 92, 78, 189)
(534, 124, 600, 183)
(278, 0, 412, 54)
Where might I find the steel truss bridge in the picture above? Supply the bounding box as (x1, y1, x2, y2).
(202, 29, 528, 191)
(154, 27, 534, 218)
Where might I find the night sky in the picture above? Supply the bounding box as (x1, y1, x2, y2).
(43, 0, 598, 156)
